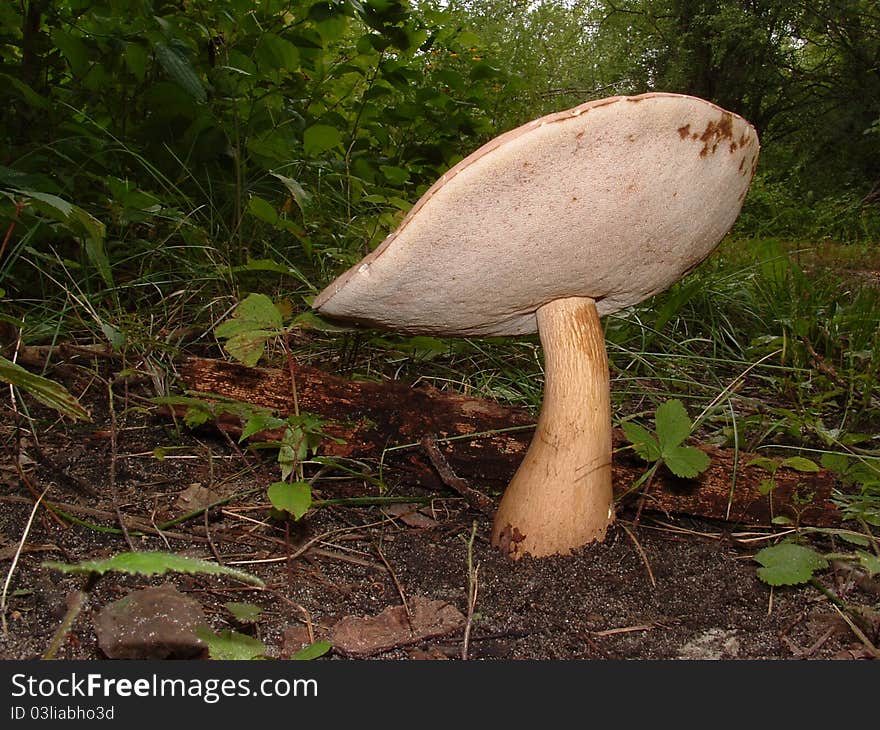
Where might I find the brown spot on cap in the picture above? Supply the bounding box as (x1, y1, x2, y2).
(677, 124, 691, 140)
(699, 112, 735, 157)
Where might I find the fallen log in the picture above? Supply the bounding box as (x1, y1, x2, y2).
(174, 356, 843, 528)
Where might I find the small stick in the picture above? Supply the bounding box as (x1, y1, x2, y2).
(374, 540, 410, 621)
(619, 522, 656, 588)
(2, 489, 49, 635)
(114, 506, 136, 551)
(461, 521, 480, 661)
(421, 436, 494, 515)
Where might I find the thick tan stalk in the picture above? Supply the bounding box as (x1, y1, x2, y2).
(491, 297, 614, 558)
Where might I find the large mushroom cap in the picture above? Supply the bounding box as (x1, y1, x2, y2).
(314, 92, 759, 337)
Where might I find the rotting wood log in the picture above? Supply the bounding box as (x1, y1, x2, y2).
(173, 356, 844, 528)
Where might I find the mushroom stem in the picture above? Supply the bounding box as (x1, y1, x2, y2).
(491, 296, 614, 558)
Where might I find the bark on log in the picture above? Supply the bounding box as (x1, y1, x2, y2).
(176, 356, 843, 528)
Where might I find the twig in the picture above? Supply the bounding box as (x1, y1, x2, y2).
(462, 521, 480, 661)
(421, 436, 494, 515)
(42, 582, 94, 660)
(2, 488, 49, 636)
(619, 522, 656, 588)
(374, 540, 410, 620)
(115, 506, 136, 551)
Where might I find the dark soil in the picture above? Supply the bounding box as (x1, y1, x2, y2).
(0, 367, 876, 662)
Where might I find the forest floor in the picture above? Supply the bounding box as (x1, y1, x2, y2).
(1, 358, 877, 663)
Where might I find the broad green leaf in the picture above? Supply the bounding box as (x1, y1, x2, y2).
(621, 421, 661, 463)
(247, 195, 278, 224)
(255, 33, 300, 72)
(225, 601, 263, 623)
(216, 293, 284, 336)
(219, 330, 275, 368)
(0, 355, 90, 421)
(155, 42, 206, 103)
(51, 28, 89, 77)
(194, 627, 267, 660)
(267, 481, 312, 520)
(754, 543, 828, 586)
(125, 42, 149, 81)
(780, 456, 821, 473)
(303, 124, 342, 156)
(291, 640, 332, 660)
(380, 165, 410, 185)
(240, 413, 287, 441)
(655, 399, 693, 451)
(43, 552, 264, 586)
(747, 456, 779, 474)
(757, 479, 775, 496)
(662, 445, 711, 479)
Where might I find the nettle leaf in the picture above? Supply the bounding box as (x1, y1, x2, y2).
(240, 413, 287, 441)
(291, 640, 332, 660)
(195, 627, 267, 660)
(754, 543, 828, 586)
(43, 552, 264, 586)
(780, 456, 821, 473)
(662, 445, 711, 479)
(215, 293, 284, 366)
(216, 293, 284, 336)
(654, 399, 693, 451)
(621, 421, 661, 463)
(267, 481, 312, 520)
(0, 355, 90, 421)
(220, 330, 276, 368)
(303, 124, 342, 156)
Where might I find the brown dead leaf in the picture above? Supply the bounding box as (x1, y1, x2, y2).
(330, 596, 465, 657)
(174, 483, 220, 513)
(384, 503, 439, 528)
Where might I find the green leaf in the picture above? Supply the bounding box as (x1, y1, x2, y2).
(51, 28, 90, 77)
(303, 124, 342, 156)
(255, 33, 300, 72)
(747, 456, 779, 474)
(215, 294, 284, 365)
(247, 195, 278, 224)
(754, 543, 828, 586)
(621, 421, 661, 463)
(857, 551, 880, 576)
(43, 552, 264, 586)
(654, 399, 693, 451)
(125, 42, 149, 81)
(269, 172, 311, 214)
(0, 73, 49, 109)
(155, 42, 206, 103)
(194, 627, 267, 660)
(216, 293, 284, 336)
(224, 601, 263, 623)
(219, 330, 275, 368)
(267, 481, 312, 520)
(291, 640, 332, 660)
(0, 355, 90, 421)
(780, 456, 821, 473)
(240, 413, 286, 441)
(662, 445, 711, 479)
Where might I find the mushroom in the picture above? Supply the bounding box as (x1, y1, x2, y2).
(313, 92, 760, 559)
